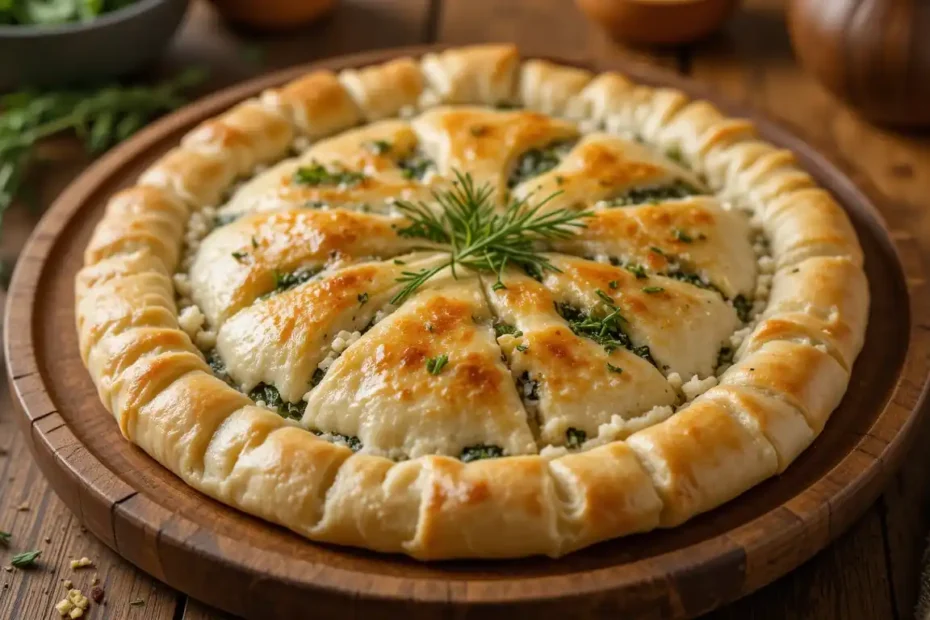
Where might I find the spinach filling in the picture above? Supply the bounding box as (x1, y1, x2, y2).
(508, 141, 573, 188)
(205, 349, 236, 387)
(555, 297, 656, 367)
(517, 371, 540, 401)
(460, 444, 504, 463)
(293, 161, 366, 187)
(268, 267, 322, 295)
(604, 180, 701, 207)
(732, 294, 754, 323)
(565, 427, 587, 449)
(312, 430, 362, 452)
(493, 321, 523, 338)
(248, 382, 306, 420)
(398, 151, 435, 180)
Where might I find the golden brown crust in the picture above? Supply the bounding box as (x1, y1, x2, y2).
(75, 48, 869, 560)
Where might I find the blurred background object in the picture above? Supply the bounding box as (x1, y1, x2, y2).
(208, 0, 335, 31)
(0, 0, 189, 89)
(575, 0, 740, 45)
(787, 0, 930, 128)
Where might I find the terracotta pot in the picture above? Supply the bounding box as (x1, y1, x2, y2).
(787, 0, 930, 128)
(575, 0, 740, 46)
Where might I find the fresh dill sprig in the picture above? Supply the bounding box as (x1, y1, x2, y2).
(390, 170, 591, 304)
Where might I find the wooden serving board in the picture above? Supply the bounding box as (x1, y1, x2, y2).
(6, 47, 930, 620)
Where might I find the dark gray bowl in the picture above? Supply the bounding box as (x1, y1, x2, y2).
(0, 0, 189, 90)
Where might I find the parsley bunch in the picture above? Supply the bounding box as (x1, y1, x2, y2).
(0, 67, 206, 230)
(391, 171, 591, 304)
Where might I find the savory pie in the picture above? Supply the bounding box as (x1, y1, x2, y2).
(75, 45, 868, 559)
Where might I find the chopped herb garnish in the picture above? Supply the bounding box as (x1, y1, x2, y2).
(251, 236, 259, 249)
(515, 344, 529, 353)
(565, 427, 587, 449)
(130, 599, 145, 607)
(673, 229, 693, 243)
(556, 297, 657, 366)
(625, 263, 647, 279)
(304, 200, 328, 209)
(271, 268, 320, 293)
(608, 280, 619, 289)
(231, 250, 248, 263)
(460, 444, 504, 463)
(605, 180, 701, 207)
(650, 246, 665, 256)
(248, 383, 306, 420)
(398, 151, 435, 180)
(555, 175, 565, 186)
(310, 367, 326, 387)
(214, 212, 241, 227)
(425, 354, 449, 375)
(293, 161, 365, 187)
(606, 362, 623, 374)
(11, 550, 41, 568)
(665, 145, 685, 165)
(357, 292, 369, 306)
(665, 270, 716, 291)
(508, 141, 573, 187)
(642, 286, 664, 294)
(366, 139, 392, 155)
(491, 280, 507, 291)
(595, 288, 616, 306)
(494, 322, 523, 338)
(393, 258, 406, 265)
(390, 171, 591, 304)
(0, 531, 10, 546)
(733, 294, 753, 323)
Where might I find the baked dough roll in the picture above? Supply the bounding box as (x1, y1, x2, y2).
(518, 59, 593, 117)
(509, 133, 704, 215)
(182, 100, 294, 175)
(75, 270, 176, 364)
(482, 270, 676, 446)
(706, 141, 816, 208)
(302, 275, 536, 459)
(76, 250, 169, 296)
(419, 44, 519, 106)
(84, 186, 187, 272)
(413, 106, 578, 201)
(653, 101, 755, 172)
(217, 258, 436, 403)
(260, 70, 362, 140)
(604, 85, 689, 144)
(740, 256, 869, 370)
(406, 456, 561, 559)
(553, 196, 757, 299)
(189, 210, 434, 325)
(699, 385, 815, 472)
(338, 57, 424, 121)
(720, 340, 849, 434)
(139, 146, 238, 208)
(548, 442, 663, 554)
(764, 188, 864, 269)
(626, 397, 778, 527)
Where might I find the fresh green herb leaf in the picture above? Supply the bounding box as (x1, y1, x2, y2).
(508, 141, 573, 187)
(565, 427, 587, 449)
(390, 170, 591, 305)
(11, 550, 41, 568)
(608, 279, 619, 289)
(673, 228, 693, 243)
(625, 263, 647, 279)
(231, 250, 248, 263)
(393, 258, 406, 265)
(0, 530, 10, 546)
(398, 151, 434, 180)
(494, 322, 523, 338)
(270, 268, 320, 293)
(606, 363, 623, 374)
(460, 444, 504, 463)
(642, 286, 664, 294)
(650, 246, 665, 256)
(293, 162, 365, 187)
(366, 139, 391, 155)
(515, 343, 528, 353)
(665, 145, 685, 165)
(425, 354, 449, 375)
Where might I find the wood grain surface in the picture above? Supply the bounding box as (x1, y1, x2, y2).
(1, 1, 930, 619)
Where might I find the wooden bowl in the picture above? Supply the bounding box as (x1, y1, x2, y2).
(575, 0, 740, 45)
(787, 0, 930, 127)
(6, 46, 930, 620)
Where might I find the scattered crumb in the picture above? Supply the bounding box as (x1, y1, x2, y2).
(69, 608, 83, 619)
(68, 589, 89, 610)
(90, 585, 105, 604)
(91, 574, 99, 586)
(63, 580, 73, 589)
(3, 566, 11, 573)
(54, 598, 73, 616)
(44, 537, 51, 544)
(15, 503, 29, 512)
(130, 598, 145, 607)
(69, 557, 93, 570)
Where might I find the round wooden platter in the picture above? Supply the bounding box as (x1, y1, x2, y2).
(5, 46, 930, 620)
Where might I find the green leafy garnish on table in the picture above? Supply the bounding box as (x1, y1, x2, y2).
(0, 67, 206, 231)
(391, 171, 591, 304)
(11, 549, 41, 568)
(0, 0, 139, 26)
(0, 530, 10, 546)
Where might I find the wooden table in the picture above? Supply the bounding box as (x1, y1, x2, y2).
(2, 1, 930, 618)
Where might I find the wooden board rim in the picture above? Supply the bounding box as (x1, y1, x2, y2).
(5, 44, 930, 618)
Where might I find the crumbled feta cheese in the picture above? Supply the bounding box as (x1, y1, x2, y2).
(177, 305, 205, 340)
(69, 607, 83, 619)
(586, 405, 675, 448)
(681, 375, 718, 402)
(172, 273, 192, 297)
(539, 445, 570, 460)
(195, 329, 217, 351)
(69, 557, 93, 570)
(55, 599, 73, 616)
(666, 372, 683, 392)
